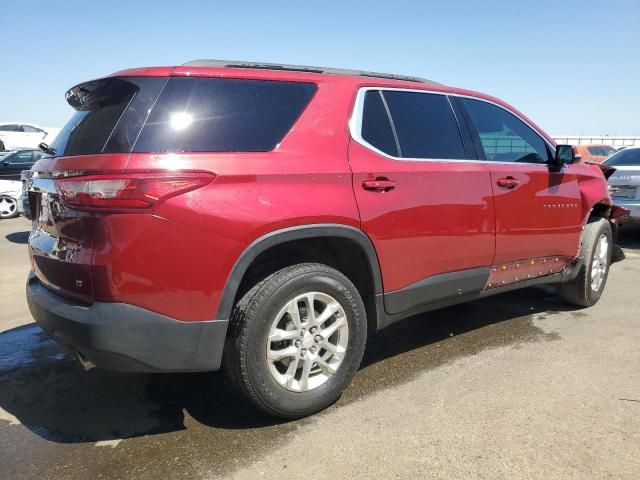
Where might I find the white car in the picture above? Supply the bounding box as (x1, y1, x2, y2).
(0, 123, 56, 151)
(0, 179, 22, 219)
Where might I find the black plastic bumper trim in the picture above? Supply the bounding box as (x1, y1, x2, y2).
(26, 274, 228, 373)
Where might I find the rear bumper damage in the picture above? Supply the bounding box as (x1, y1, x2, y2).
(26, 273, 229, 373)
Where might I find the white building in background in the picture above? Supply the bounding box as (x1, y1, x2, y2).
(553, 135, 640, 148)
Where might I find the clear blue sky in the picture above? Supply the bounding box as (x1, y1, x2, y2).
(3, 0, 639, 135)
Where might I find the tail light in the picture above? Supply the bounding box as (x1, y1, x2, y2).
(54, 172, 214, 211)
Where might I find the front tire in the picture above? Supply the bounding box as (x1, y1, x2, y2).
(223, 263, 367, 418)
(558, 217, 612, 307)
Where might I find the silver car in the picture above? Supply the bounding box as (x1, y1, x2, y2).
(604, 147, 640, 223)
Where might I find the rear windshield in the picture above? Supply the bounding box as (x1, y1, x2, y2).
(49, 77, 317, 157)
(603, 149, 640, 166)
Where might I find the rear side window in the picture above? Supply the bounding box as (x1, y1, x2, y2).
(12, 151, 37, 163)
(49, 77, 316, 157)
(22, 125, 44, 133)
(382, 91, 466, 160)
(462, 98, 549, 164)
(361, 91, 399, 157)
(133, 78, 317, 153)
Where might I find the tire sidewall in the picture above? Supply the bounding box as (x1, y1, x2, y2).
(584, 219, 613, 304)
(244, 269, 366, 416)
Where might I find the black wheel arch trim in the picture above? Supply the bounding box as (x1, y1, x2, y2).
(216, 224, 384, 320)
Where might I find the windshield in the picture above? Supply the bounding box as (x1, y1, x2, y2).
(603, 148, 640, 166)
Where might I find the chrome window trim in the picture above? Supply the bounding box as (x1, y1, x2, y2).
(349, 86, 556, 167)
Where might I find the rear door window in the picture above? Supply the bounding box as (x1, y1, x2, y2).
(133, 78, 317, 153)
(361, 90, 399, 157)
(462, 98, 549, 164)
(381, 91, 466, 160)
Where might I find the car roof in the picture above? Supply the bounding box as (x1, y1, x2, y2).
(182, 59, 443, 85)
(78, 60, 557, 147)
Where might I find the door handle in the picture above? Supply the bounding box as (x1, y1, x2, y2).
(496, 176, 520, 189)
(362, 178, 396, 192)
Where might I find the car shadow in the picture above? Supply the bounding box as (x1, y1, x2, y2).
(0, 284, 583, 444)
(5, 231, 29, 244)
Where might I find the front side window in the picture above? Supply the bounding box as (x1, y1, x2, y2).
(463, 98, 549, 164)
(382, 91, 466, 160)
(0, 124, 22, 132)
(12, 151, 36, 163)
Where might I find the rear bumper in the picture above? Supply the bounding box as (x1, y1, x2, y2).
(26, 274, 229, 373)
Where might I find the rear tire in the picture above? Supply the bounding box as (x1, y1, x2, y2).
(558, 217, 612, 307)
(223, 263, 367, 418)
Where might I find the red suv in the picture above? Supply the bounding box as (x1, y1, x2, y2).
(26, 60, 623, 418)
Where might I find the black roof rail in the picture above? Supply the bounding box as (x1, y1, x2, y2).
(182, 59, 441, 85)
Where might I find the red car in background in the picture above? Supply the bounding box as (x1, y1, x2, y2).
(26, 60, 623, 418)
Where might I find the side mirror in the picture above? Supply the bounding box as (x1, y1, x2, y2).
(553, 144, 578, 166)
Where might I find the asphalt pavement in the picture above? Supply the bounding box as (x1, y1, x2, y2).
(1, 216, 639, 479)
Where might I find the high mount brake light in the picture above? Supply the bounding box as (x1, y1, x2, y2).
(54, 172, 214, 211)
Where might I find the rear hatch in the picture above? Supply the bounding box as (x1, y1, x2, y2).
(28, 76, 167, 302)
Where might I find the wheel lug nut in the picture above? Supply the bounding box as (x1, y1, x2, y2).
(310, 347, 317, 353)
(310, 327, 316, 334)
(301, 349, 306, 355)
(295, 340, 301, 347)
(314, 335, 322, 343)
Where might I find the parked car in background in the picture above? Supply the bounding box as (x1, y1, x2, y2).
(18, 169, 33, 219)
(0, 123, 53, 151)
(0, 149, 43, 180)
(0, 179, 22, 219)
(575, 144, 617, 163)
(603, 147, 640, 223)
(26, 60, 624, 418)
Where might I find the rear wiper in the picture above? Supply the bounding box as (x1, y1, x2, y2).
(38, 142, 56, 155)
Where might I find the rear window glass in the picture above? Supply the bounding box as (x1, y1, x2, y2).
(133, 78, 317, 153)
(49, 77, 317, 157)
(603, 149, 640, 166)
(50, 77, 165, 157)
(382, 91, 466, 160)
